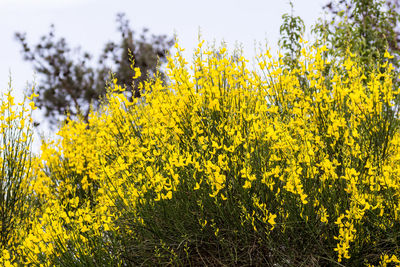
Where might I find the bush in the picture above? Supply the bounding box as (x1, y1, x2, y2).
(0, 84, 38, 266)
(6, 40, 400, 266)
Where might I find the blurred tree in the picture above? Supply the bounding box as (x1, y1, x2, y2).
(314, 0, 400, 70)
(15, 13, 174, 126)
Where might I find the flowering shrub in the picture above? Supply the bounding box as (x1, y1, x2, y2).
(0, 85, 37, 266)
(3, 40, 400, 266)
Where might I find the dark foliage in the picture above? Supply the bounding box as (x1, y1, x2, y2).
(15, 13, 174, 127)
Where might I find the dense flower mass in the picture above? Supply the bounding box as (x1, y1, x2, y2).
(2, 40, 400, 265)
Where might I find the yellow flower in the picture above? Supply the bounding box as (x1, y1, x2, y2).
(268, 213, 277, 230)
(2, 249, 10, 260)
(133, 67, 142, 79)
(243, 180, 252, 189)
(194, 182, 200, 190)
(384, 49, 394, 59)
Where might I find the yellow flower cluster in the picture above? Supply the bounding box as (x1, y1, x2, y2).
(3, 40, 400, 265)
(0, 87, 37, 266)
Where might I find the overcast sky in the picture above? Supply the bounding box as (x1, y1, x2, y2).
(1, 0, 327, 94)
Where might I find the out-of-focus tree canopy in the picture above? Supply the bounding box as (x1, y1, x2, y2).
(15, 13, 174, 126)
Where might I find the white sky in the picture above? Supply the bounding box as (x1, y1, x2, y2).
(1, 0, 327, 91)
(0, 0, 327, 148)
